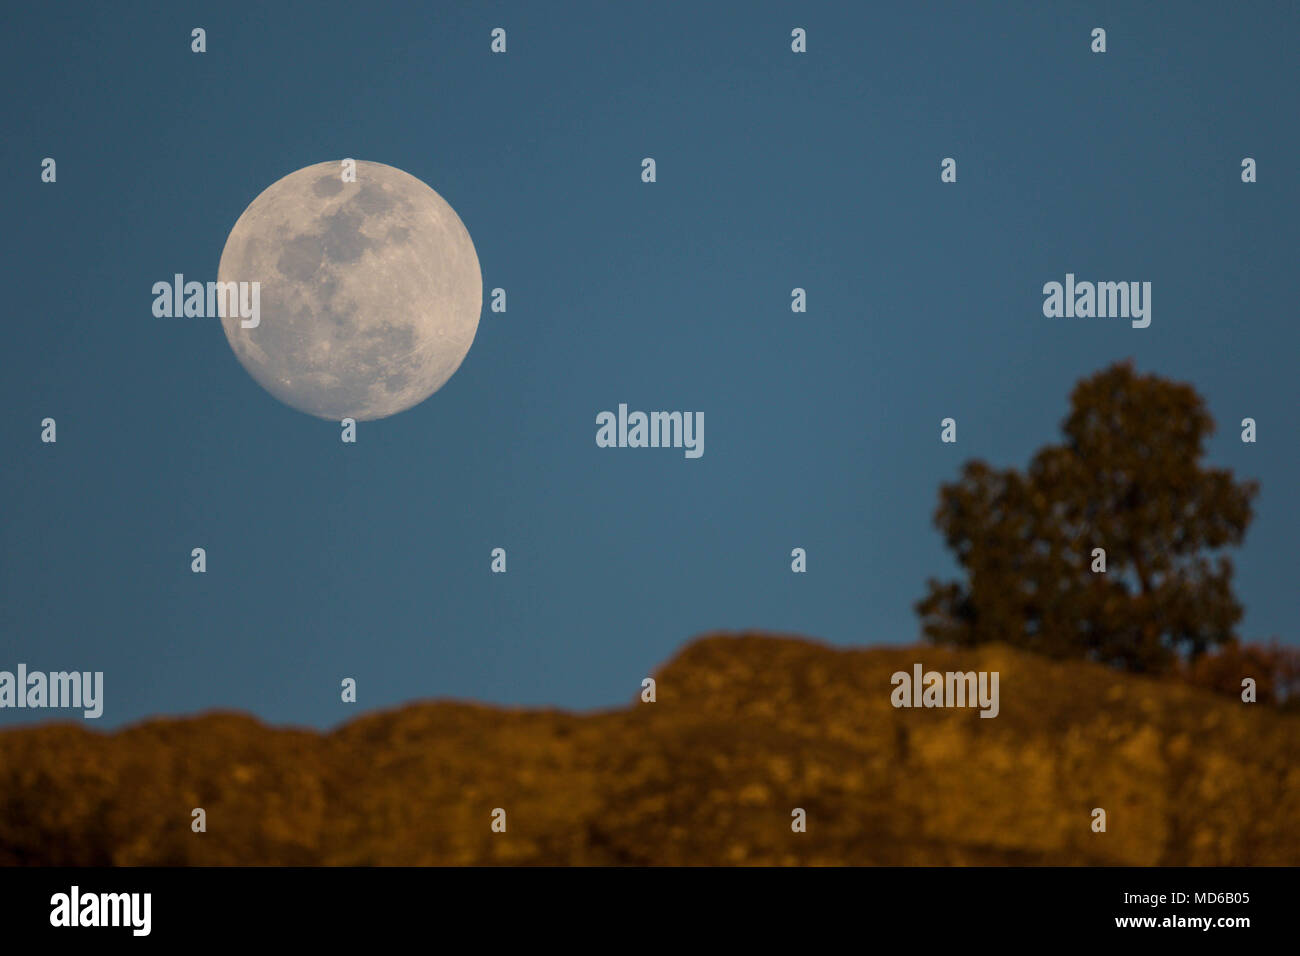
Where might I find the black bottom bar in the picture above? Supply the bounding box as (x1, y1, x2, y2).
(0, 866, 1284, 942)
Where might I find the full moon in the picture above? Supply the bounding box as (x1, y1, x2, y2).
(217, 160, 482, 421)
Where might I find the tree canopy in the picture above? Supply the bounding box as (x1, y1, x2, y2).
(916, 361, 1258, 673)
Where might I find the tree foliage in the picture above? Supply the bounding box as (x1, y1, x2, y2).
(916, 361, 1258, 673)
(1184, 640, 1300, 711)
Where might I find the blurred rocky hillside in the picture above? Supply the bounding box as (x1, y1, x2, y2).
(2, 633, 1296, 865)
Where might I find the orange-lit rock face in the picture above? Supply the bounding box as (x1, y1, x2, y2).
(2, 634, 1297, 866)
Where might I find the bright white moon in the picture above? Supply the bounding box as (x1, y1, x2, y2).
(217, 160, 482, 421)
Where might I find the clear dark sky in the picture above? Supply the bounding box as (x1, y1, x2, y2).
(2, 1, 1296, 729)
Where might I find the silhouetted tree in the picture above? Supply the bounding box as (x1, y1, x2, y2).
(916, 361, 1258, 673)
(1184, 639, 1300, 711)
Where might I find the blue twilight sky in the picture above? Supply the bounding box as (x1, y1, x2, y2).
(1, 1, 1296, 729)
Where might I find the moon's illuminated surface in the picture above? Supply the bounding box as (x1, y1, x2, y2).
(218, 160, 481, 420)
